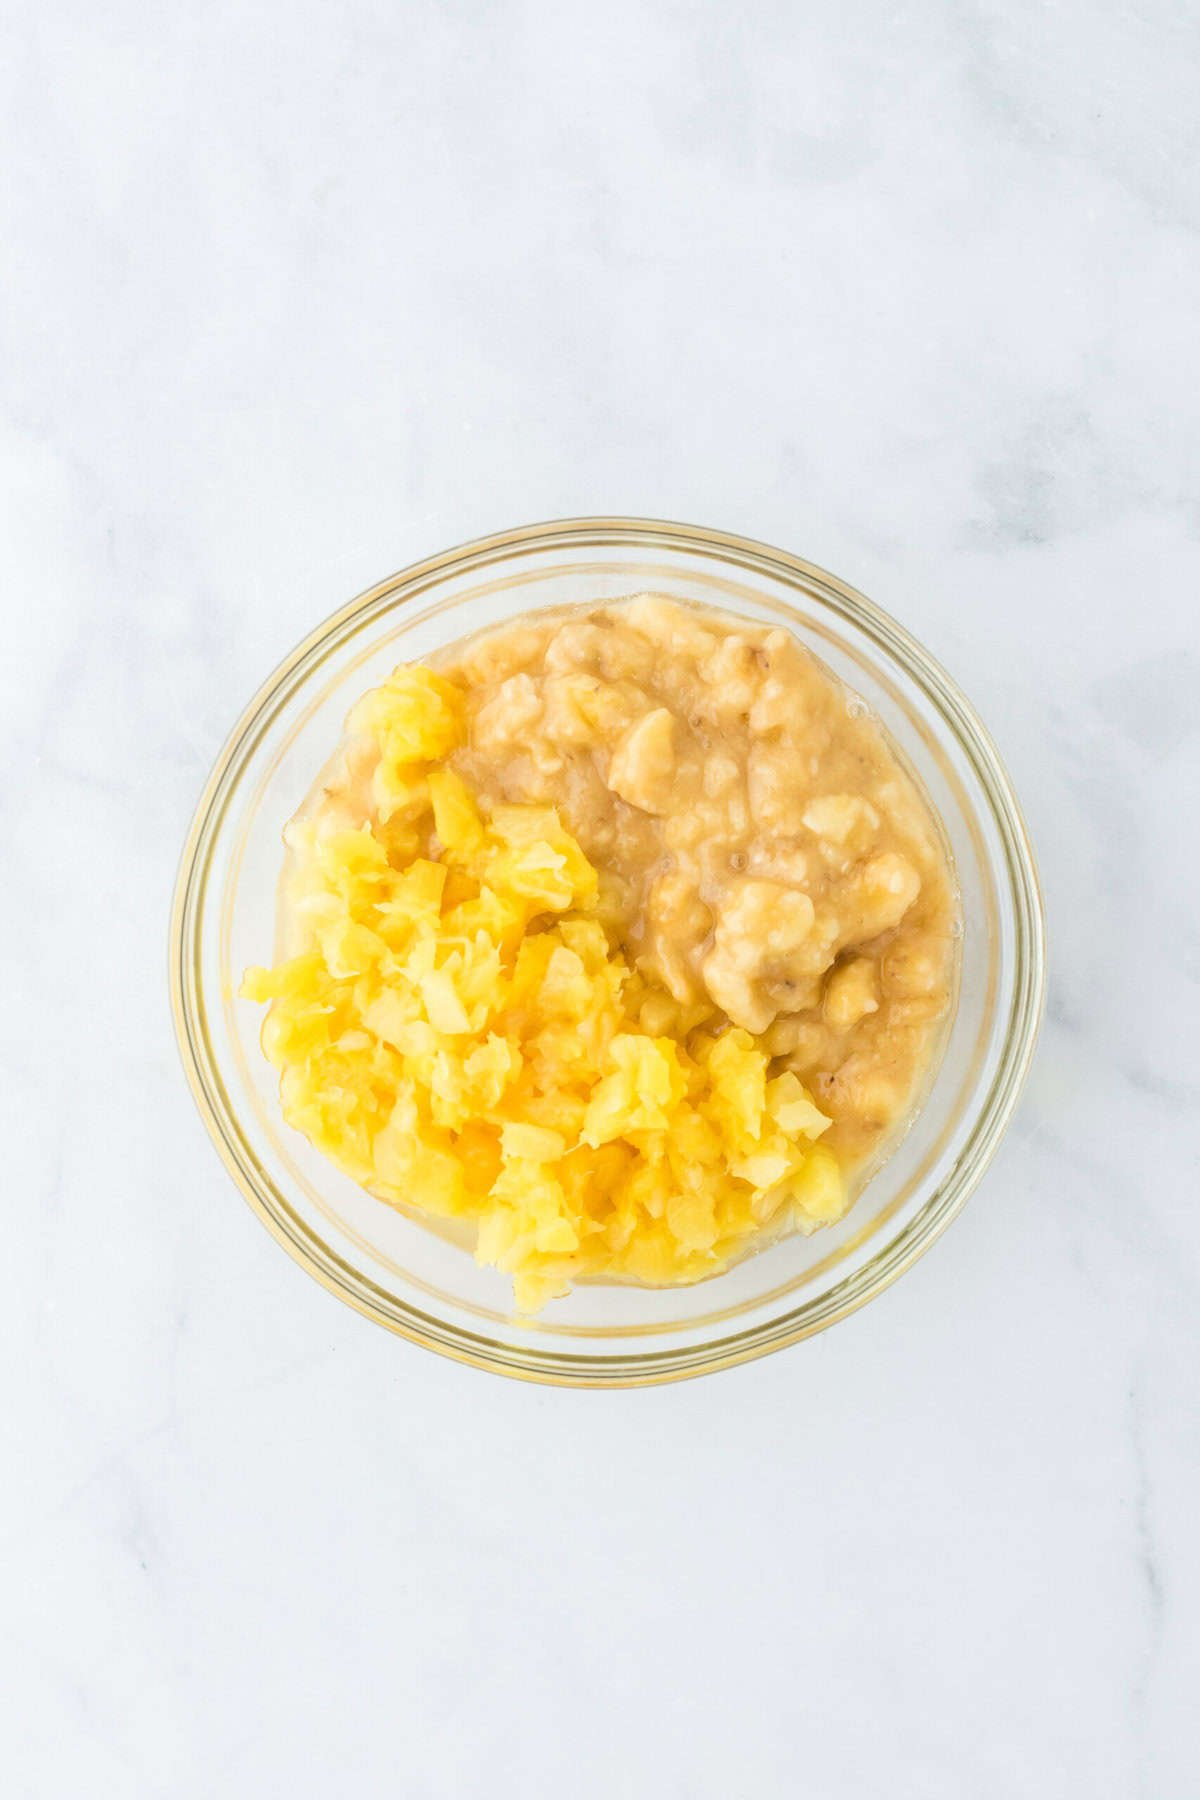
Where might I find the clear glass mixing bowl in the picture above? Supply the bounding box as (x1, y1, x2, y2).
(171, 519, 1045, 1384)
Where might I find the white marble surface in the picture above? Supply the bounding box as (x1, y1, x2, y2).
(4, 2, 1198, 1794)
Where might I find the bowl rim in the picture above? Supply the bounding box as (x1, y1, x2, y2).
(170, 515, 1046, 1386)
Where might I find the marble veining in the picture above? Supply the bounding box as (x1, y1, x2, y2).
(4, 2, 1197, 1795)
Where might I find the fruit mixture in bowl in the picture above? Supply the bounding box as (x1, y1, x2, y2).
(244, 595, 956, 1311)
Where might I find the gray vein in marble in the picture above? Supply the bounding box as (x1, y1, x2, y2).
(1014, 1103, 1199, 1297)
(965, 398, 1107, 548)
(1128, 1368, 1166, 1797)
(1090, 652, 1200, 762)
(1119, 1061, 1200, 1108)
(958, 1, 1200, 231)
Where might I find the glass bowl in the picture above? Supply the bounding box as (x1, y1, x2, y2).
(171, 518, 1045, 1385)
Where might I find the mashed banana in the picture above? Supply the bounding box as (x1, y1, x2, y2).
(244, 596, 955, 1310)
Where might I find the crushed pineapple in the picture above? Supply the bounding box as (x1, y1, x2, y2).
(243, 663, 846, 1312)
